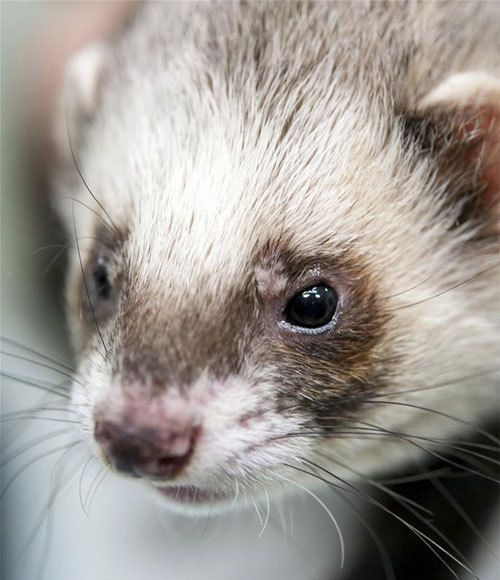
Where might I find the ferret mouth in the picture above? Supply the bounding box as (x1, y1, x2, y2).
(154, 484, 228, 506)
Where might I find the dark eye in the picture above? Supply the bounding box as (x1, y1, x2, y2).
(284, 285, 338, 328)
(82, 255, 117, 323)
(92, 257, 112, 301)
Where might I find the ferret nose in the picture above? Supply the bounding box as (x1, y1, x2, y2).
(94, 420, 198, 480)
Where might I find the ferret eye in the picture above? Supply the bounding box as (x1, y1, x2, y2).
(89, 257, 113, 302)
(82, 255, 117, 323)
(284, 285, 338, 328)
(92, 257, 112, 301)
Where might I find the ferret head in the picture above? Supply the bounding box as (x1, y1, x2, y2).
(53, 4, 499, 512)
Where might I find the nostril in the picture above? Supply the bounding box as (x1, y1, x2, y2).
(94, 419, 199, 480)
(135, 430, 199, 479)
(139, 452, 191, 479)
(158, 456, 183, 470)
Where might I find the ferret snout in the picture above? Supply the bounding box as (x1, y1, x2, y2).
(93, 399, 199, 480)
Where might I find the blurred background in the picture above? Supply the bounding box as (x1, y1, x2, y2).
(1, 3, 498, 580)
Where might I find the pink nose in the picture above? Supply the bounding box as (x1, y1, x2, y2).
(94, 419, 198, 479)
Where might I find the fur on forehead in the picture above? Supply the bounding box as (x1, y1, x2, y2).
(56, 1, 500, 296)
(79, 67, 436, 298)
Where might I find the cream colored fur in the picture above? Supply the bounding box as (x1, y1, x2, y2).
(54, 1, 499, 503)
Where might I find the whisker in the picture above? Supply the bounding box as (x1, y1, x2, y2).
(332, 486, 396, 580)
(1, 371, 72, 401)
(1, 427, 74, 467)
(32, 235, 113, 277)
(65, 102, 118, 234)
(431, 477, 499, 560)
(340, 419, 500, 484)
(86, 469, 109, 517)
(2, 415, 80, 425)
(285, 462, 472, 578)
(1, 350, 78, 387)
(30, 235, 109, 257)
(307, 451, 485, 574)
(376, 467, 463, 485)
(389, 265, 499, 311)
(1, 440, 82, 500)
(60, 196, 119, 240)
(275, 471, 346, 569)
(307, 455, 434, 518)
(50, 439, 84, 489)
(72, 201, 109, 357)
(308, 440, 496, 572)
(1, 337, 76, 373)
(30, 243, 67, 255)
(317, 420, 500, 468)
(441, 447, 500, 481)
(386, 269, 439, 300)
(28, 242, 69, 277)
(230, 478, 240, 509)
(251, 495, 263, 527)
(2, 404, 76, 421)
(267, 514, 318, 576)
(355, 397, 500, 445)
(391, 368, 498, 398)
(79, 455, 97, 518)
(257, 486, 271, 538)
(9, 443, 82, 577)
(198, 491, 215, 544)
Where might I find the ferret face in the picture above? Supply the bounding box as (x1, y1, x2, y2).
(55, 3, 499, 512)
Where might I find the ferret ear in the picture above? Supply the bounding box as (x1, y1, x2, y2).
(54, 43, 109, 156)
(413, 72, 500, 236)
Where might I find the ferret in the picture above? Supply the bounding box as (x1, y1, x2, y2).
(51, 1, 499, 577)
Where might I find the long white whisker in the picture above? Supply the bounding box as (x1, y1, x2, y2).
(230, 478, 240, 509)
(251, 495, 263, 527)
(258, 486, 271, 538)
(275, 472, 345, 569)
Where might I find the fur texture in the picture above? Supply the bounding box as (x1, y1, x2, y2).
(53, 0, 499, 510)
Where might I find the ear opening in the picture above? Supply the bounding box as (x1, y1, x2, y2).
(404, 72, 500, 237)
